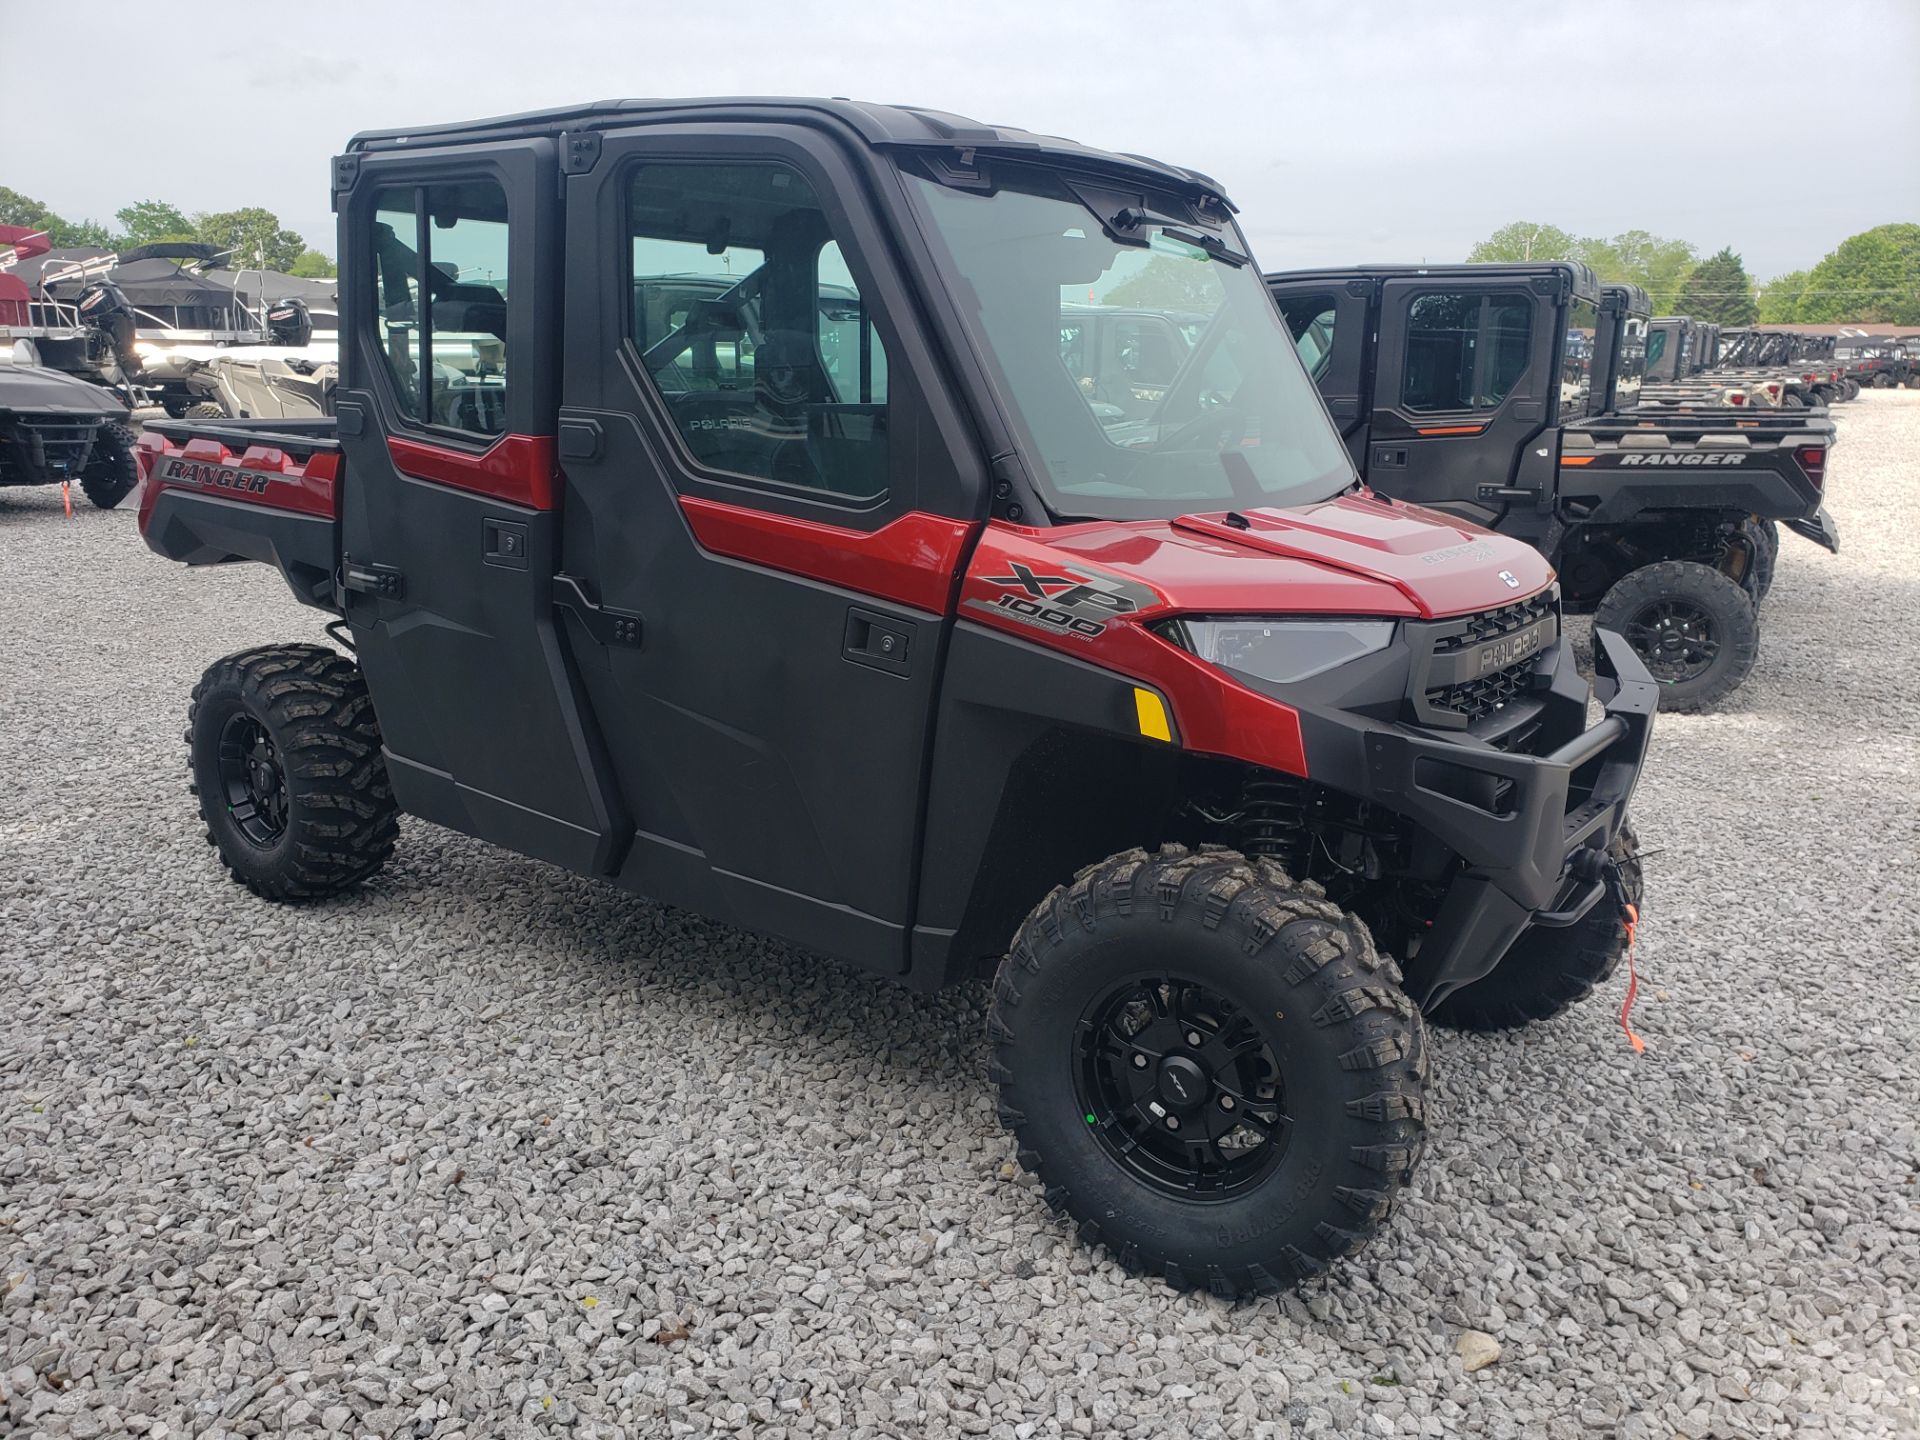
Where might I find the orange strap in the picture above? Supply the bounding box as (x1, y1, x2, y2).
(61, 480, 72, 518)
(1619, 902, 1645, 1053)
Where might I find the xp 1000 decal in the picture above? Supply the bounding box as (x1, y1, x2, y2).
(967, 560, 1159, 639)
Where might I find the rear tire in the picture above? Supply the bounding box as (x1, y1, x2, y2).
(188, 644, 399, 901)
(1741, 518, 1778, 605)
(79, 421, 138, 509)
(185, 401, 226, 418)
(1428, 827, 1642, 1032)
(990, 845, 1426, 1297)
(1595, 560, 1759, 712)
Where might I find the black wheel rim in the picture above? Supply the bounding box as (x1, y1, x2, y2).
(1074, 975, 1290, 1200)
(217, 713, 289, 846)
(1623, 599, 1720, 684)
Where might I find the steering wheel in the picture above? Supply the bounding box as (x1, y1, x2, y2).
(1148, 407, 1248, 456)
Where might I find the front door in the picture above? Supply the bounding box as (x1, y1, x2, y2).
(554, 127, 987, 973)
(334, 139, 621, 874)
(1367, 278, 1554, 530)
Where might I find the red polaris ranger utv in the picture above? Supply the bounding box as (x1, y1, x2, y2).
(138, 98, 1655, 1296)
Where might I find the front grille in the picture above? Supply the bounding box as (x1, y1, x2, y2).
(1431, 593, 1556, 653)
(1429, 661, 1533, 723)
(0, 413, 102, 486)
(1419, 591, 1559, 726)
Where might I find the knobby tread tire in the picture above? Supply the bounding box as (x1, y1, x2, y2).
(184, 402, 226, 419)
(187, 643, 398, 901)
(79, 421, 139, 509)
(990, 845, 1427, 1298)
(1594, 560, 1759, 712)
(1428, 827, 1643, 1032)
(1741, 519, 1778, 606)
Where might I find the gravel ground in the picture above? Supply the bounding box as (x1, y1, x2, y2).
(3, 395, 1917, 1440)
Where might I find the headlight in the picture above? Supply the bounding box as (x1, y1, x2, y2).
(1157, 617, 1396, 685)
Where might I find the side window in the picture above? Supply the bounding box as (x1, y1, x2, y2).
(1402, 291, 1532, 412)
(627, 162, 890, 500)
(1277, 292, 1338, 381)
(366, 181, 511, 436)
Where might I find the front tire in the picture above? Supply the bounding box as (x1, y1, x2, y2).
(185, 401, 226, 419)
(1428, 827, 1642, 1032)
(1596, 560, 1759, 711)
(79, 421, 138, 509)
(990, 846, 1427, 1297)
(188, 644, 399, 900)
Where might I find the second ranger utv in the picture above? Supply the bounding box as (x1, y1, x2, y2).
(138, 97, 1655, 1296)
(1267, 263, 1838, 709)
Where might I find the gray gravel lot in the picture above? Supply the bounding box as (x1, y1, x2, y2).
(3, 395, 1918, 1439)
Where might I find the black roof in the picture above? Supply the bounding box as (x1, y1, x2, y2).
(1265, 261, 1603, 303)
(345, 97, 1230, 205)
(1601, 281, 1650, 316)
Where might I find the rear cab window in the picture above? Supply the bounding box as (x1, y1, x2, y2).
(367, 180, 511, 437)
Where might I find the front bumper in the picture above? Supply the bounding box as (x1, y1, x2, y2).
(1292, 626, 1657, 1006)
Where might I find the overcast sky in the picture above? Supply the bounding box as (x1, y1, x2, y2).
(5, 0, 1915, 280)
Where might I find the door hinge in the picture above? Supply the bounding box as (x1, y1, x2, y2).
(561, 131, 602, 176)
(554, 573, 642, 647)
(340, 557, 405, 599)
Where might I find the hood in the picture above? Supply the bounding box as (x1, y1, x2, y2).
(967, 492, 1554, 625)
(0, 365, 128, 417)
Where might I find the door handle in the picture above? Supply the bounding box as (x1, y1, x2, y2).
(843, 607, 914, 675)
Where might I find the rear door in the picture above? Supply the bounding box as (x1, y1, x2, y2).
(1366, 278, 1556, 528)
(333, 139, 621, 874)
(554, 125, 987, 974)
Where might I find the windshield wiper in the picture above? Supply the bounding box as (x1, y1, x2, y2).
(1158, 225, 1249, 268)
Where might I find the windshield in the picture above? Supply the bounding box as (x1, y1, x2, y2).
(905, 167, 1354, 520)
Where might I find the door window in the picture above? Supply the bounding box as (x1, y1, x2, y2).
(627, 162, 890, 499)
(1277, 293, 1339, 381)
(366, 181, 511, 436)
(1401, 291, 1532, 412)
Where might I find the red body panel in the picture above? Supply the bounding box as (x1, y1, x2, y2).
(388, 433, 558, 511)
(956, 495, 1552, 777)
(679, 497, 979, 616)
(136, 429, 339, 528)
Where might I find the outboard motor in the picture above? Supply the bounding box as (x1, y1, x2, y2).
(264, 297, 313, 348)
(75, 280, 142, 377)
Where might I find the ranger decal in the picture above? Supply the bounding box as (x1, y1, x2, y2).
(1615, 453, 1749, 467)
(161, 457, 276, 496)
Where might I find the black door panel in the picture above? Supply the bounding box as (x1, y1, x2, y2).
(554, 126, 987, 975)
(336, 139, 622, 873)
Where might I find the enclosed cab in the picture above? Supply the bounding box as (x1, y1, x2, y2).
(138, 97, 1659, 1297)
(1269, 261, 1838, 708)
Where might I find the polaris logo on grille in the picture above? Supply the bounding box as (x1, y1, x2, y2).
(1616, 453, 1749, 467)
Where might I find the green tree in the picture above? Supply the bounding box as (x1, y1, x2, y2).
(1582, 230, 1699, 313)
(1100, 254, 1223, 311)
(194, 207, 307, 271)
(1756, 269, 1810, 323)
(1674, 246, 1758, 325)
(1794, 223, 1920, 325)
(1466, 221, 1582, 263)
(0, 186, 112, 247)
(115, 199, 194, 246)
(288, 249, 337, 279)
